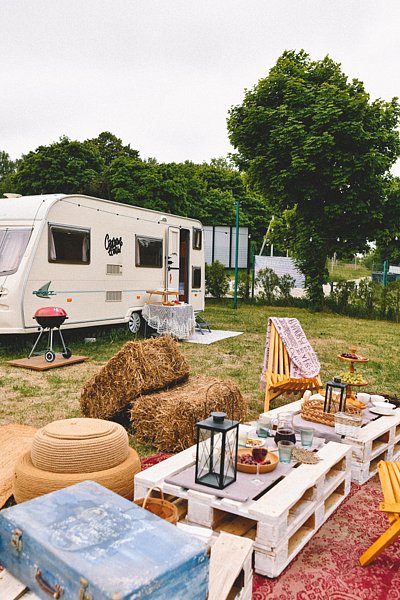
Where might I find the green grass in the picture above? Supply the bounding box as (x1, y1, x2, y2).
(328, 261, 370, 282)
(182, 301, 400, 418)
(11, 383, 41, 397)
(0, 301, 399, 456)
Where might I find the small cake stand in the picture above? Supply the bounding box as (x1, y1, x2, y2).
(337, 346, 369, 399)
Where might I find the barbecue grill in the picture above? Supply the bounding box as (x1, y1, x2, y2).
(29, 307, 72, 362)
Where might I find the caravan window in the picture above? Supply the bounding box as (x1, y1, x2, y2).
(135, 236, 163, 268)
(0, 228, 32, 275)
(48, 224, 90, 264)
(193, 228, 202, 250)
(192, 266, 202, 289)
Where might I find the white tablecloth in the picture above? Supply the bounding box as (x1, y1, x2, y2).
(142, 303, 195, 339)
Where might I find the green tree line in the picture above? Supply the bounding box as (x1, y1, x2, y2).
(0, 132, 268, 248)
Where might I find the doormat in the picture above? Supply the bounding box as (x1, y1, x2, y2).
(0, 424, 37, 508)
(8, 355, 89, 371)
(183, 330, 243, 345)
(142, 454, 400, 599)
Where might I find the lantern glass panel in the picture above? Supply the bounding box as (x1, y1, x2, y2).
(223, 428, 237, 482)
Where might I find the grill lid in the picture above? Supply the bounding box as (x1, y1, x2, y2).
(34, 307, 68, 318)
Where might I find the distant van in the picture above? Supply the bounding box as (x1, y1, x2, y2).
(0, 193, 205, 334)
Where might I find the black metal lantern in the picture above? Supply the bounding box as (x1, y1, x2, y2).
(324, 377, 347, 413)
(195, 411, 239, 490)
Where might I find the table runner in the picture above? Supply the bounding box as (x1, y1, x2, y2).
(142, 303, 195, 339)
(165, 462, 293, 503)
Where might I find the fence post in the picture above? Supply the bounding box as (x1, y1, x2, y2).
(383, 260, 389, 287)
(233, 200, 240, 309)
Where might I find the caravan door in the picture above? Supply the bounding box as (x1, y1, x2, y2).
(166, 226, 180, 292)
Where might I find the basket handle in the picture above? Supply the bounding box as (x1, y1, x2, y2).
(142, 485, 164, 509)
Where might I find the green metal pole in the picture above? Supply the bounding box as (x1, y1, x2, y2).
(233, 200, 240, 309)
(383, 259, 389, 287)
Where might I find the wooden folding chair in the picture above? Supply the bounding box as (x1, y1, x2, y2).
(359, 460, 400, 566)
(264, 321, 322, 412)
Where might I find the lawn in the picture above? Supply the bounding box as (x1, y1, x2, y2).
(0, 301, 399, 443)
(327, 260, 370, 282)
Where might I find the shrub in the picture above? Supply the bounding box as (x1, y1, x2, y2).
(205, 261, 230, 299)
(255, 267, 279, 304)
(277, 273, 296, 301)
(237, 271, 251, 299)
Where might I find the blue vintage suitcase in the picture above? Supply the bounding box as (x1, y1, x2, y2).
(0, 480, 209, 599)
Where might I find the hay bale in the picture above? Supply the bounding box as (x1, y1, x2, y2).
(80, 336, 190, 419)
(131, 376, 247, 452)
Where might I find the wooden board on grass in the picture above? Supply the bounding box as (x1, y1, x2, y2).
(7, 355, 89, 371)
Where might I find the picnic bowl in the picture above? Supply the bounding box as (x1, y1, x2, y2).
(236, 448, 278, 474)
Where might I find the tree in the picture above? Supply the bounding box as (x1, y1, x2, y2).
(227, 50, 400, 307)
(12, 136, 103, 196)
(0, 151, 16, 180)
(85, 131, 139, 165)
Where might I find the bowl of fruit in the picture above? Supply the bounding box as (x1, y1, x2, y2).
(236, 447, 278, 474)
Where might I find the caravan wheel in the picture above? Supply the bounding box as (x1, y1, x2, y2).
(128, 312, 142, 334)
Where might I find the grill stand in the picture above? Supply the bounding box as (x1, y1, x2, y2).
(29, 327, 71, 362)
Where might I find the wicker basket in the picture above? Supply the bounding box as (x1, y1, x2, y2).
(301, 398, 361, 427)
(135, 486, 178, 525)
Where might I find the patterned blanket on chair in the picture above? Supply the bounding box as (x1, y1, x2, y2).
(260, 317, 320, 389)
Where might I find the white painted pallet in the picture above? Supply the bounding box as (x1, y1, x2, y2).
(262, 401, 400, 485)
(208, 532, 253, 600)
(134, 441, 352, 578)
(0, 569, 39, 600)
(345, 408, 400, 484)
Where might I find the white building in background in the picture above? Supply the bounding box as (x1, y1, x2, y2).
(204, 225, 249, 269)
(254, 255, 305, 288)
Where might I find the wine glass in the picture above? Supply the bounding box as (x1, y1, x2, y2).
(251, 447, 268, 486)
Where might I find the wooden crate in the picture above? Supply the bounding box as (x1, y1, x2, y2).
(134, 441, 352, 579)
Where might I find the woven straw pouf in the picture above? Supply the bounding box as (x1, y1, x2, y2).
(13, 448, 141, 503)
(31, 418, 129, 473)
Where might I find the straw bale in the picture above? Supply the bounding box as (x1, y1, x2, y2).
(130, 376, 247, 453)
(80, 336, 190, 419)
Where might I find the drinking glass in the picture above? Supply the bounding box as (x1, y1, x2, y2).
(278, 440, 294, 463)
(251, 447, 268, 486)
(300, 427, 314, 447)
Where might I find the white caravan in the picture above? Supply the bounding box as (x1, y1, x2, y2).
(0, 194, 205, 334)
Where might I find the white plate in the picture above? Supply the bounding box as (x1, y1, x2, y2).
(369, 406, 396, 416)
(245, 438, 266, 448)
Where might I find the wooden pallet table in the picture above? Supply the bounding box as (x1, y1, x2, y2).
(265, 401, 400, 485)
(134, 441, 352, 578)
(0, 568, 39, 600)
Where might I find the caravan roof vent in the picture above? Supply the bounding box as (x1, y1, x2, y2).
(3, 193, 22, 198)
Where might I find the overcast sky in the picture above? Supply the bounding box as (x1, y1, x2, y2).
(2, 0, 400, 172)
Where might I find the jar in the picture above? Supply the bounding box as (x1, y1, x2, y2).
(274, 412, 296, 444)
